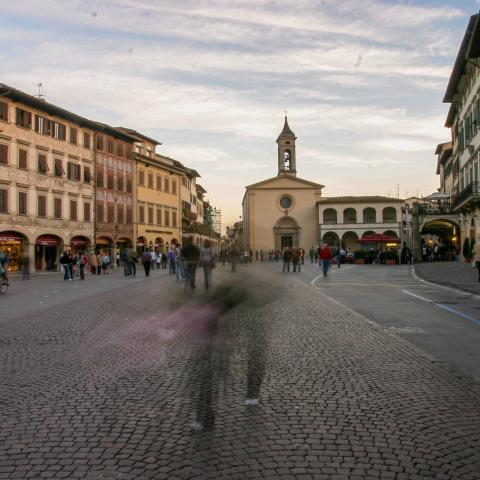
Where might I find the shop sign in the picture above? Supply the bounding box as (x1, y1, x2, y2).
(146, 229, 173, 235)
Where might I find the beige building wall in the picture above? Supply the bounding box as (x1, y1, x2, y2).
(244, 176, 323, 252)
(0, 94, 95, 272)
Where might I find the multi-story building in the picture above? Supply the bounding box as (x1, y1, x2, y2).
(317, 196, 403, 251)
(120, 128, 183, 252)
(93, 126, 136, 260)
(443, 13, 480, 246)
(0, 84, 97, 272)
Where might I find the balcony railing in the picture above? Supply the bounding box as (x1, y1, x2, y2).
(414, 204, 454, 216)
(453, 181, 480, 210)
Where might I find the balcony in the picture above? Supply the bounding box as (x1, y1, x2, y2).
(414, 204, 454, 216)
(453, 182, 480, 210)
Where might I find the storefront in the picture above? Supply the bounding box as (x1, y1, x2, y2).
(136, 236, 147, 254)
(96, 237, 115, 263)
(35, 234, 62, 271)
(70, 236, 91, 257)
(0, 231, 26, 272)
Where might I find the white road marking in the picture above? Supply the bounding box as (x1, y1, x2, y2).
(402, 290, 480, 326)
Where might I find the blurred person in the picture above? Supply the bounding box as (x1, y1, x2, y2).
(20, 251, 30, 280)
(292, 247, 301, 273)
(142, 249, 151, 277)
(199, 239, 214, 290)
(0, 249, 9, 285)
(282, 246, 292, 273)
(60, 251, 73, 281)
(182, 236, 200, 289)
(473, 240, 480, 282)
(101, 253, 110, 274)
(319, 244, 332, 277)
(96, 253, 102, 275)
(90, 251, 98, 275)
(127, 247, 138, 278)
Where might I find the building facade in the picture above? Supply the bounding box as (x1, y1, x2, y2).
(317, 197, 403, 251)
(243, 118, 324, 252)
(443, 14, 480, 249)
(94, 127, 136, 260)
(0, 84, 96, 273)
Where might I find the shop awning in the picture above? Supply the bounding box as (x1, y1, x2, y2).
(36, 235, 60, 246)
(0, 233, 24, 242)
(70, 237, 89, 246)
(96, 238, 113, 245)
(357, 234, 400, 244)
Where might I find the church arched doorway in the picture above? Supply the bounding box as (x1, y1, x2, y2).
(274, 216, 301, 250)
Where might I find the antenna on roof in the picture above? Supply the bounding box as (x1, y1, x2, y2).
(36, 82, 45, 101)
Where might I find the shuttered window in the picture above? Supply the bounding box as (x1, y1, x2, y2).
(0, 188, 7, 213)
(37, 195, 47, 217)
(67, 162, 81, 181)
(107, 204, 114, 223)
(172, 210, 177, 227)
(164, 178, 169, 192)
(97, 202, 104, 222)
(117, 207, 124, 224)
(148, 173, 153, 188)
(0, 102, 8, 121)
(84, 202, 91, 222)
(107, 172, 114, 189)
(96, 135, 104, 150)
(156, 209, 162, 225)
(54, 198, 62, 219)
(16, 108, 32, 129)
(116, 142, 124, 157)
(126, 178, 132, 193)
(70, 200, 77, 220)
(172, 180, 177, 195)
(156, 175, 162, 190)
(138, 171, 145, 186)
(96, 169, 104, 187)
(84, 166, 92, 183)
(84, 132, 91, 149)
(54, 159, 65, 177)
(164, 209, 170, 226)
(126, 207, 132, 225)
(148, 207, 154, 225)
(139, 205, 145, 223)
(18, 191, 27, 215)
(70, 127, 78, 145)
(18, 149, 28, 169)
(38, 154, 49, 174)
(0, 144, 7, 165)
(117, 175, 124, 191)
(107, 139, 114, 154)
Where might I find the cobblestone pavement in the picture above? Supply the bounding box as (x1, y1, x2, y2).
(1, 264, 479, 479)
(414, 261, 480, 295)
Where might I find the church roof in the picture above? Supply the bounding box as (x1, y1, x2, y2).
(317, 196, 403, 204)
(276, 116, 296, 141)
(246, 173, 324, 190)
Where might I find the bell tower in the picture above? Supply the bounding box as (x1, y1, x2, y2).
(276, 116, 297, 176)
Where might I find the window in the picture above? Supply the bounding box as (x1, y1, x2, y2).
(323, 208, 337, 225)
(54, 198, 62, 219)
(126, 178, 132, 193)
(37, 195, 47, 217)
(16, 108, 32, 129)
(35, 116, 50, 135)
(84, 202, 90, 222)
(18, 149, 28, 169)
(172, 180, 177, 195)
(96, 169, 104, 187)
(18, 191, 27, 215)
(126, 207, 132, 225)
(148, 206, 154, 225)
(107, 172, 114, 189)
(67, 162, 81, 181)
(96, 135, 104, 150)
(0, 144, 7, 165)
(107, 204, 114, 223)
(117, 207, 124, 224)
(84, 166, 92, 183)
(70, 200, 77, 221)
(107, 139, 113, 154)
(97, 202, 104, 222)
(382, 207, 397, 223)
(54, 159, 65, 177)
(84, 132, 91, 149)
(70, 127, 78, 145)
(38, 154, 49, 174)
(139, 205, 145, 223)
(156, 209, 162, 225)
(116, 142, 124, 157)
(126, 145, 133, 160)
(156, 175, 162, 190)
(117, 175, 124, 192)
(164, 209, 170, 226)
(0, 188, 8, 213)
(52, 122, 66, 140)
(148, 173, 153, 188)
(164, 178, 169, 192)
(363, 208, 376, 223)
(138, 170, 145, 186)
(172, 210, 177, 227)
(0, 102, 7, 122)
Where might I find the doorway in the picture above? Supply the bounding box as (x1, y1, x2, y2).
(281, 236, 293, 249)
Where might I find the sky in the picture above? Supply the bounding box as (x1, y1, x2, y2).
(1, 0, 479, 228)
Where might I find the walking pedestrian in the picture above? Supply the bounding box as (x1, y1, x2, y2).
(96, 253, 102, 275)
(292, 247, 301, 272)
(175, 244, 183, 282)
(0, 250, 9, 285)
(90, 251, 97, 275)
(319, 244, 332, 277)
(473, 240, 480, 282)
(181, 236, 200, 289)
(338, 247, 346, 268)
(78, 253, 87, 280)
(156, 252, 161, 270)
(282, 246, 292, 272)
(199, 240, 214, 289)
(142, 250, 151, 277)
(101, 253, 110, 274)
(150, 250, 156, 272)
(60, 251, 73, 280)
(127, 248, 138, 277)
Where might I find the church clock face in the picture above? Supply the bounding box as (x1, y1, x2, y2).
(280, 195, 292, 209)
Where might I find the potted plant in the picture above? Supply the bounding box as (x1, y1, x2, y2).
(353, 250, 366, 264)
(462, 238, 472, 262)
(384, 249, 399, 265)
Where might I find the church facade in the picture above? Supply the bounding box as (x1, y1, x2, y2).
(242, 118, 324, 252)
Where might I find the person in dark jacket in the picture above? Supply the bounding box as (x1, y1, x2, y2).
(60, 251, 73, 280)
(181, 236, 200, 289)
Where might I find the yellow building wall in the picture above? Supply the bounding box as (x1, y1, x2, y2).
(136, 163, 181, 250)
